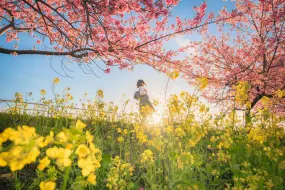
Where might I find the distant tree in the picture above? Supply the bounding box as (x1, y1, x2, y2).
(0, 0, 219, 74)
(184, 0, 285, 115)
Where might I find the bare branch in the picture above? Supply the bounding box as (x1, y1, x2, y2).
(0, 47, 97, 58)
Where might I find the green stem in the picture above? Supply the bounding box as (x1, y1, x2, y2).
(13, 171, 21, 190)
(61, 166, 71, 190)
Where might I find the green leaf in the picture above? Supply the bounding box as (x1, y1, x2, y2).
(172, 180, 192, 188)
(101, 154, 111, 166)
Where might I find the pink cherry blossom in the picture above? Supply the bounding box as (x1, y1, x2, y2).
(0, 0, 209, 70)
(183, 0, 285, 114)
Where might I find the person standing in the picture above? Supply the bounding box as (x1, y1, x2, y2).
(134, 79, 155, 114)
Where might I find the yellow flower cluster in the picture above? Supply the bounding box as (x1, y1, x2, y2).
(0, 120, 102, 188)
(260, 96, 271, 108)
(167, 70, 179, 80)
(217, 132, 233, 149)
(40, 89, 47, 95)
(165, 125, 174, 134)
(263, 146, 283, 162)
(39, 120, 102, 186)
(177, 152, 194, 170)
(175, 127, 186, 137)
(97, 89, 104, 98)
(248, 127, 268, 144)
(38, 156, 50, 171)
(52, 77, 60, 84)
(140, 149, 154, 165)
(167, 94, 185, 115)
(186, 127, 204, 148)
(117, 136, 124, 143)
(279, 160, 285, 170)
(0, 126, 52, 171)
(40, 181, 56, 190)
(77, 144, 102, 177)
(46, 147, 72, 168)
(196, 77, 208, 90)
(216, 150, 231, 162)
(230, 166, 276, 190)
(140, 105, 155, 116)
(234, 81, 250, 107)
(106, 156, 134, 190)
(134, 125, 148, 144)
(276, 89, 285, 98)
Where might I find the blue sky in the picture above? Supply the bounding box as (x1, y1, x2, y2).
(0, 0, 235, 112)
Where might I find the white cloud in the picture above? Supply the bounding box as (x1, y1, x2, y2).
(174, 36, 195, 55)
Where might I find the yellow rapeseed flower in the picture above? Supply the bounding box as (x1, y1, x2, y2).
(10, 126, 37, 145)
(117, 136, 124, 143)
(40, 181, 56, 190)
(276, 89, 285, 98)
(25, 146, 41, 163)
(0, 128, 14, 145)
(46, 147, 72, 167)
(46, 147, 59, 159)
(106, 156, 133, 190)
(87, 173, 96, 185)
(211, 170, 217, 175)
(196, 77, 208, 90)
(11, 146, 23, 157)
(9, 160, 25, 171)
(66, 143, 73, 149)
(40, 89, 46, 95)
(56, 131, 68, 143)
(89, 143, 101, 154)
(122, 129, 128, 135)
(188, 140, 196, 147)
(278, 160, 285, 170)
(265, 179, 274, 189)
(76, 120, 87, 130)
(77, 141, 101, 176)
(38, 157, 50, 171)
(78, 156, 96, 176)
(86, 131, 94, 144)
(234, 81, 250, 106)
(116, 128, 122, 133)
(37, 132, 54, 148)
(210, 136, 216, 143)
(175, 127, 185, 137)
(0, 152, 8, 166)
(136, 131, 148, 144)
(0, 126, 42, 171)
(56, 157, 72, 167)
(76, 144, 91, 158)
(52, 78, 60, 85)
(55, 148, 72, 167)
(140, 149, 154, 164)
(167, 70, 179, 80)
(9, 147, 40, 171)
(165, 126, 174, 134)
(97, 90, 104, 98)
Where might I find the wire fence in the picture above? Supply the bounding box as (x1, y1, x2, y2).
(1, 98, 254, 127)
(0, 98, 138, 122)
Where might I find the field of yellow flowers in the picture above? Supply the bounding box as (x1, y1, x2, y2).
(0, 80, 285, 190)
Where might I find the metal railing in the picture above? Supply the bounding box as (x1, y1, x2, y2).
(0, 98, 137, 121)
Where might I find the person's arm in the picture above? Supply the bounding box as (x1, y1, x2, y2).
(139, 87, 147, 95)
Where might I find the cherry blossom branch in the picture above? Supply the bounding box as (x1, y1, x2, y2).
(0, 47, 97, 58)
(135, 16, 235, 50)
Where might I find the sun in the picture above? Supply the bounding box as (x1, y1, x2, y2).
(151, 113, 163, 124)
(148, 105, 164, 125)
